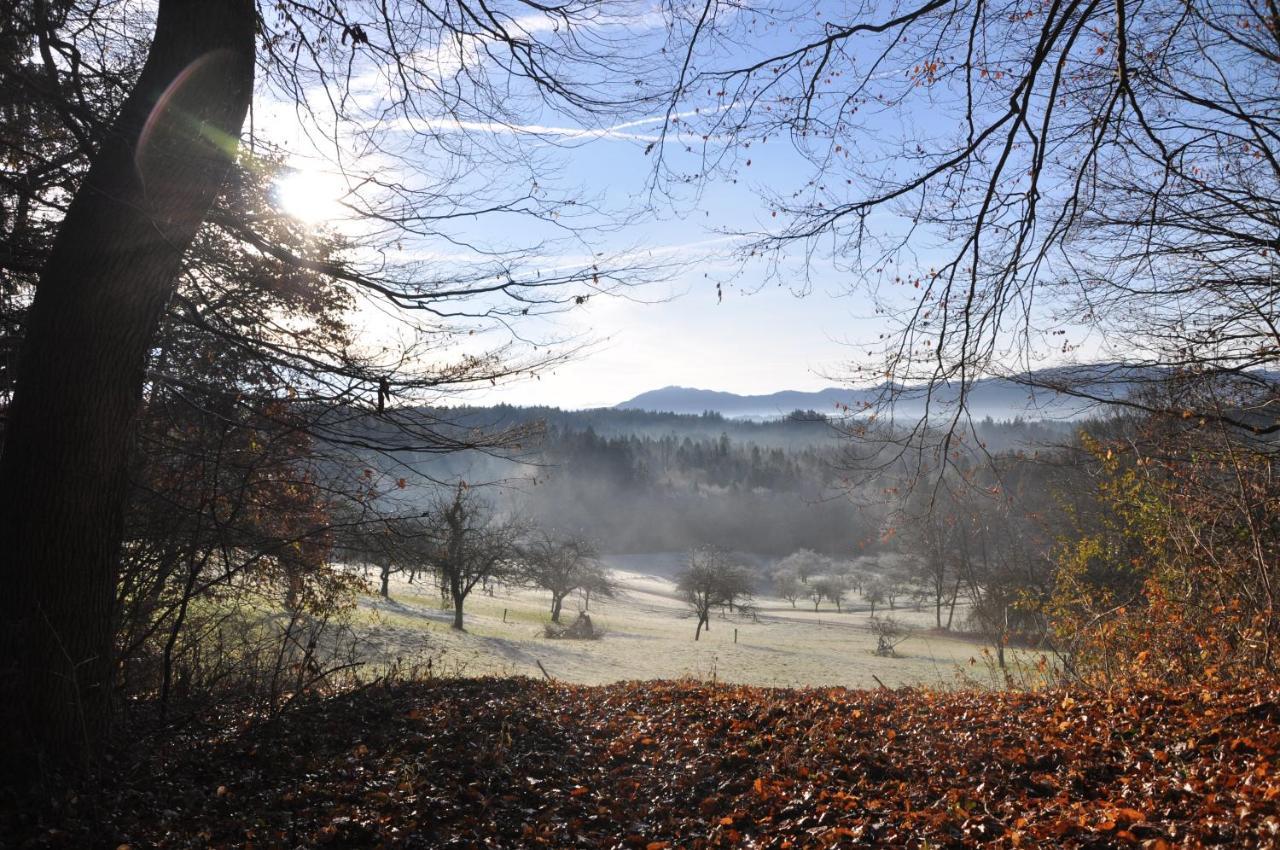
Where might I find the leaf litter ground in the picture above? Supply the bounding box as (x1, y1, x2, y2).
(6, 679, 1280, 848)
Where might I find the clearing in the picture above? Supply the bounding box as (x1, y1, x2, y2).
(346, 554, 1023, 689)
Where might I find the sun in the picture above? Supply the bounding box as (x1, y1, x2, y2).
(274, 168, 346, 226)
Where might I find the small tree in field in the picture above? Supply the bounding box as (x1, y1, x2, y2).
(777, 549, 830, 585)
(519, 531, 613, 623)
(677, 547, 754, 641)
(421, 484, 521, 632)
(813, 576, 848, 613)
(773, 570, 804, 608)
(720, 562, 756, 616)
(885, 582, 904, 611)
(864, 581, 887, 616)
(807, 580, 826, 613)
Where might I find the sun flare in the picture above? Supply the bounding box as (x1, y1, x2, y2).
(274, 168, 346, 226)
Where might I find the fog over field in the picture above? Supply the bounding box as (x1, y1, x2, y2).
(307, 399, 1078, 687)
(346, 557, 1014, 690)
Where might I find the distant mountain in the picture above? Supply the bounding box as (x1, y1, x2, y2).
(617, 386, 859, 419)
(616, 367, 1155, 421)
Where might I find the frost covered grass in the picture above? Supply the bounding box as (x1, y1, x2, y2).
(344, 556, 1030, 689)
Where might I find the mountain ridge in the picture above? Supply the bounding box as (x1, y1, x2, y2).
(614, 368, 1152, 420)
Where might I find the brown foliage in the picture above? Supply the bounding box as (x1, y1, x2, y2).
(1052, 413, 1280, 687)
(8, 678, 1280, 847)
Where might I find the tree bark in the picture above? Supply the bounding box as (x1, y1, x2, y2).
(452, 595, 465, 631)
(946, 575, 962, 630)
(0, 0, 255, 772)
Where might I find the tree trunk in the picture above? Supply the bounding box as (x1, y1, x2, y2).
(996, 606, 1009, 670)
(159, 547, 206, 722)
(452, 595, 465, 631)
(946, 575, 962, 630)
(0, 0, 255, 772)
(380, 561, 391, 599)
(551, 594, 564, 624)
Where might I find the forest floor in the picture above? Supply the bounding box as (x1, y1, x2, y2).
(345, 555, 1029, 691)
(6, 678, 1280, 848)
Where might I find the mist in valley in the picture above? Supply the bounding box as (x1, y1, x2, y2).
(312, 398, 1094, 688)
(7, 0, 1279, 842)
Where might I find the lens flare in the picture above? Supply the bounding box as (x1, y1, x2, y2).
(274, 168, 345, 225)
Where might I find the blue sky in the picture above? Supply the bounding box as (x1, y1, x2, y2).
(453, 138, 897, 409)
(260, 1, 1097, 410)
(267, 102, 894, 409)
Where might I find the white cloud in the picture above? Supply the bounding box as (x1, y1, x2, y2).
(393, 100, 738, 145)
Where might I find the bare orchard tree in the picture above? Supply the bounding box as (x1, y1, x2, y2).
(776, 549, 831, 585)
(772, 569, 804, 608)
(579, 567, 617, 613)
(419, 485, 523, 633)
(813, 576, 849, 613)
(719, 562, 757, 617)
(519, 530, 614, 624)
(885, 582, 905, 612)
(660, 0, 1280, 470)
(331, 507, 439, 601)
(677, 547, 754, 641)
(864, 581, 887, 617)
(958, 472, 1054, 670)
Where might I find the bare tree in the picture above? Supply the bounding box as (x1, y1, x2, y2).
(885, 582, 905, 612)
(519, 531, 613, 623)
(333, 509, 439, 601)
(0, 0, 662, 766)
(659, 0, 1280, 475)
(901, 486, 964, 630)
(579, 568, 616, 613)
(0, 0, 256, 766)
(418, 484, 522, 632)
(776, 549, 830, 585)
(813, 576, 848, 613)
(772, 569, 804, 608)
(677, 547, 754, 641)
(864, 581, 886, 617)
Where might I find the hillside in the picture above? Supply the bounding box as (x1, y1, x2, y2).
(614, 366, 1162, 420)
(10, 678, 1279, 848)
